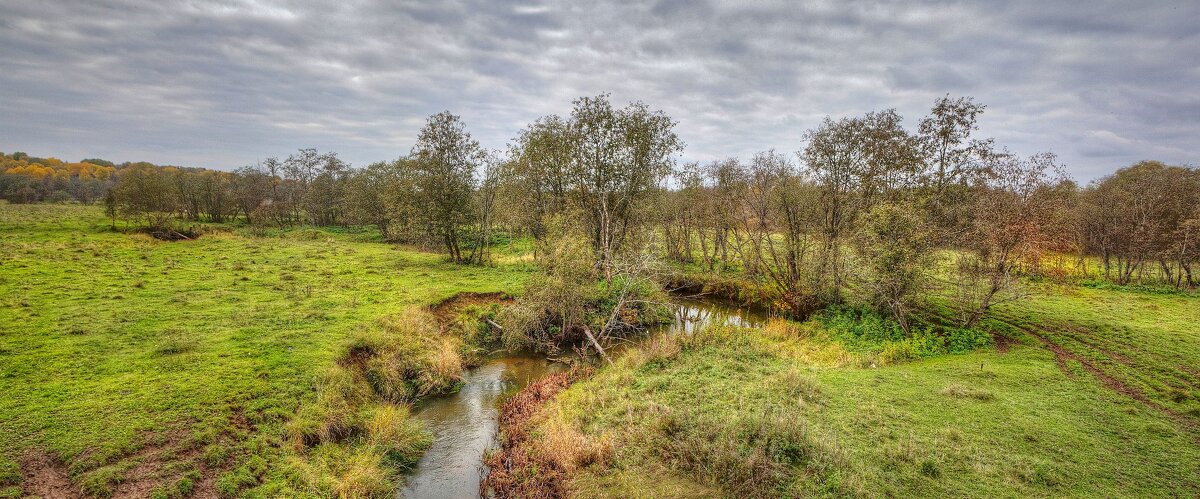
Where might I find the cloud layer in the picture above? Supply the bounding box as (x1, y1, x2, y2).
(1, 0, 1196, 180)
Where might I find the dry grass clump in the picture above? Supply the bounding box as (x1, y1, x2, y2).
(482, 367, 594, 498)
(289, 305, 470, 452)
(421, 338, 464, 394)
(288, 444, 397, 498)
(339, 306, 466, 402)
(330, 448, 392, 498)
(152, 328, 199, 356)
(286, 366, 371, 448)
(365, 404, 430, 469)
(657, 409, 848, 498)
(531, 416, 612, 474)
(629, 334, 683, 369)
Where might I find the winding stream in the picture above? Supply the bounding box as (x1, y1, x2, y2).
(399, 297, 767, 498)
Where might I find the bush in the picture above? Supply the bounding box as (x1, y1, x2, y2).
(497, 302, 543, 351)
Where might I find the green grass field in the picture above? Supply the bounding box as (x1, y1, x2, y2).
(519, 274, 1200, 497)
(0, 204, 530, 497)
(4, 204, 1199, 498)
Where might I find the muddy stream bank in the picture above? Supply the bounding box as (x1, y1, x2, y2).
(399, 296, 766, 498)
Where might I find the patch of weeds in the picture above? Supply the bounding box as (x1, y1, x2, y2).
(216, 454, 267, 497)
(939, 384, 996, 401)
(1144, 422, 1176, 437)
(1081, 279, 1198, 297)
(1015, 462, 1061, 488)
(920, 458, 941, 478)
(774, 367, 822, 403)
(78, 461, 133, 498)
(215, 467, 257, 497)
(149, 466, 200, 499)
(818, 306, 991, 364)
(153, 329, 199, 356)
(0, 458, 18, 486)
(202, 443, 233, 467)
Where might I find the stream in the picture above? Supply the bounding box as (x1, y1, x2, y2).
(398, 297, 767, 499)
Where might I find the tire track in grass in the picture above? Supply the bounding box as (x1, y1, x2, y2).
(990, 315, 1197, 434)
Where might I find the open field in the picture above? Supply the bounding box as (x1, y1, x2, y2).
(509, 283, 1200, 497)
(3, 204, 1199, 498)
(0, 204, 530, 497)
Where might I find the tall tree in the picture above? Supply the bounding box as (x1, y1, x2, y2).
(410, 111, 484, 263)
(801, 109, 921, 303)
(565, 94, 682, 281)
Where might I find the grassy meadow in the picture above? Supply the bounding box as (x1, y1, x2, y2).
(3, 203, 1199, 498)
(500, 274, 1200, 496)
(0, 204, 530, 497)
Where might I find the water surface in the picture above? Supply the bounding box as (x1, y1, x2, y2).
(399, 355, 561, 498)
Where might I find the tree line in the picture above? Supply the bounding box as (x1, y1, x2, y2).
(0, 152, 118, 204)
(18, 94, 1199, 327)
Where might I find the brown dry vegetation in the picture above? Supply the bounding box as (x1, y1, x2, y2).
(481, 366, 596, 498)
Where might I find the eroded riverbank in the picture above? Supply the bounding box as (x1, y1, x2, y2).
(400, 296, 766, 498)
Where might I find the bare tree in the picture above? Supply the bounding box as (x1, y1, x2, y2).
(951, 152, 1067, 327)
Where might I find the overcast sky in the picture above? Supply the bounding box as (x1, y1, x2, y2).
(1, 0, 1196, 181)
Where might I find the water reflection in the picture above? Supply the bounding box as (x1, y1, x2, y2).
(399, 356, 562, 499)
(667, 296, 766, 334)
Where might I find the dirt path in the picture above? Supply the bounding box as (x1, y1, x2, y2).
(20, 451, 78, 499)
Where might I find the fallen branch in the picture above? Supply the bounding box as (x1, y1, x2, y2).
(580, 325, 613, 365)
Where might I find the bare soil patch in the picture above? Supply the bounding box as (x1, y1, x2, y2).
(20, 451, 78, 499)
(429, 291, 510, 325)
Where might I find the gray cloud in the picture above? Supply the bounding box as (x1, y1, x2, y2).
(0, 0, 1196, 180)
